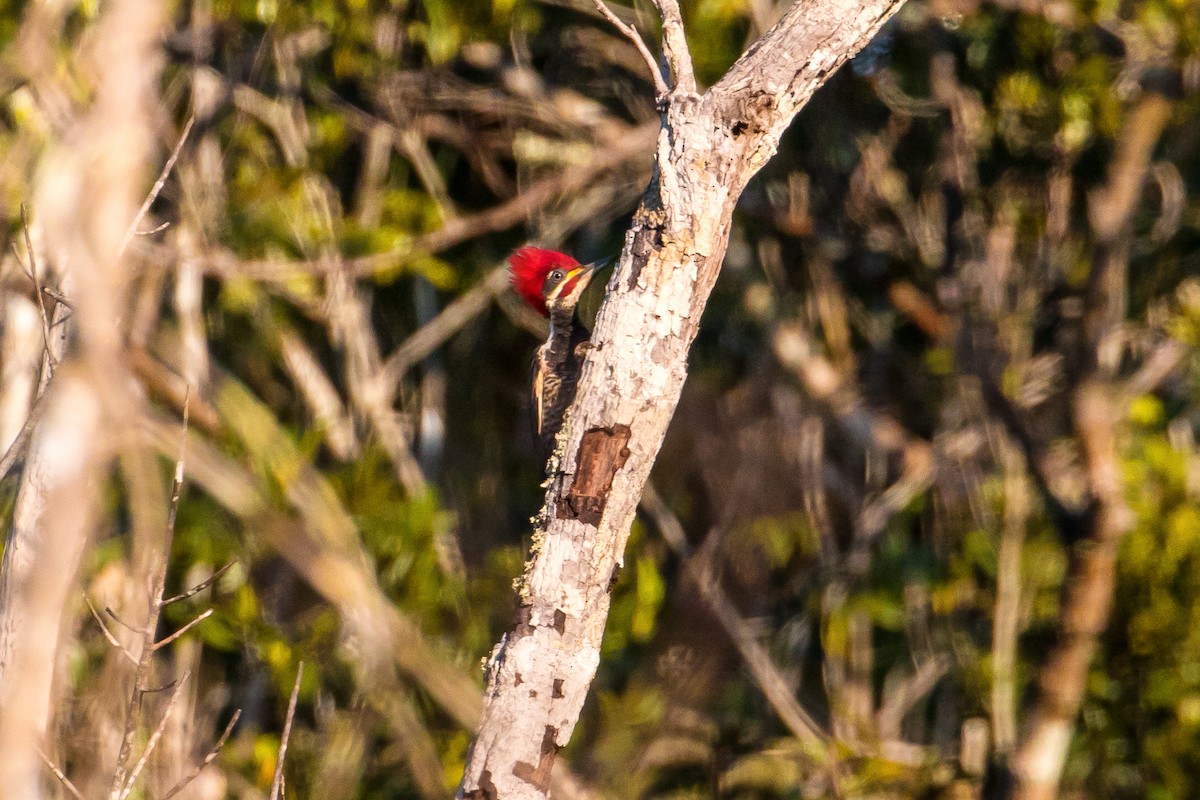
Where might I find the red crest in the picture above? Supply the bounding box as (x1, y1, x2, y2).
(508, 247, 580, 317)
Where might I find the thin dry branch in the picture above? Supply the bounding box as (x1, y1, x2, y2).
(162, 559, 236, 605)
(104, 606, 141, 634)
(151, 608, 213, 651)
(279, 331, 358, 460)
(695, 556, 831, 756)
(108, 403, 189, 800)
(85, 595, 138, 665)
(14, 207, 56, 371)
(379, 266, 510, 391)
(991, 442, 1027, 756)
(1122, 338, 1188, 400)
(206, 122, 658, 281)
(269, 663, 304, 800)
(324, 257, 427, 494)
(118, 670, 192, 800)
(772, 320, 935, 554)
(639, 485, 832, 763)
(0, 393, 49, 483)
(1010, 93, 1172, 800)
(592, 0, 670, 98)
(37, 749, 85, 800)
(160, 709, 242, 800)
(120, 115, 195, 256)
(875, 655, 950, 741)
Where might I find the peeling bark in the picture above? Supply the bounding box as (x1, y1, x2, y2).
(457, 1, 906, 797)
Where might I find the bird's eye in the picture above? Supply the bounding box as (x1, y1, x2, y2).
(549, 270, 563, 281)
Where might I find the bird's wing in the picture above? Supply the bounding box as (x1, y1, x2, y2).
(531, 351, 547, 440)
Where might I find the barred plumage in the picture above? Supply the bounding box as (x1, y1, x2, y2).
(508, 247, 600, 465)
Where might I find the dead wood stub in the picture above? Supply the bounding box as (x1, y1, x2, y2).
(511, 726, 560, 791)
(557, 424, 632, 525)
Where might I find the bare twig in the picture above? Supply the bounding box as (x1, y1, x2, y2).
(108, 398, 190, 800)
(772, 320, 936, 551)
(127, 348, 223, 435)
(639, 484, 831, 760)
(269, 663, 304, 800)
(207, 123, 658, 281)
(876, 655, 950, 741)
(695, 558, 831, 757)
(136, 220, 171, 237)
(379, 266, 511, 390)
(85, 596, 138, 665)
(160, 709, 242, 800)
(398, 129, 458, 218)
(1011, 95, 1172, 800)
(279, 331, 358, 460)
(991, 442, 1027, 755)
(119, 115, 195, 256)
(0, 394, 49, 484)
(118, 670, 193, 800)
(104, 606, 140, 633)
(162, 559, 236, 605)
(1122, 338, 1188, 401)
(151, 608, 213, 651)
(323, 257, 427, 494)
(40, 286, 73, 308)
(37, 749, 85, 800)
(592, 0, 670, 98)
(14, 206, 57, 371)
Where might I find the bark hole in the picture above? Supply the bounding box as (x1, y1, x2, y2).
(552, 678, 565, 698)
(557, 424, 632, 525)
(553, 608, 567, 634)
(513, 603, 534, 637)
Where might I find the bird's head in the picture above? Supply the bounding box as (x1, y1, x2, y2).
(508, 246, 598, 318)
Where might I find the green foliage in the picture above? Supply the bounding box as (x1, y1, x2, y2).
(5, 0, 1200, 796)
(1081, 369, 1200, 798)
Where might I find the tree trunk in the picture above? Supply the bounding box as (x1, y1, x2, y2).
(457, 1, 905, 797)
(0, 0, 165, 796)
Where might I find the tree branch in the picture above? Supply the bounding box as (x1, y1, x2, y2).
(1009, 92, 1173, 800)
(592, 0, 670, 98)
(652, 0, 695, 94)
(457, 2, 907, 797)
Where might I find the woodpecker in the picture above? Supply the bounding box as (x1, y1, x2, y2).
(508, 246, 602, 463)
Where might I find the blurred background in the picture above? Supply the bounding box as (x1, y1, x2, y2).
(2, 0, 1200, 797)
